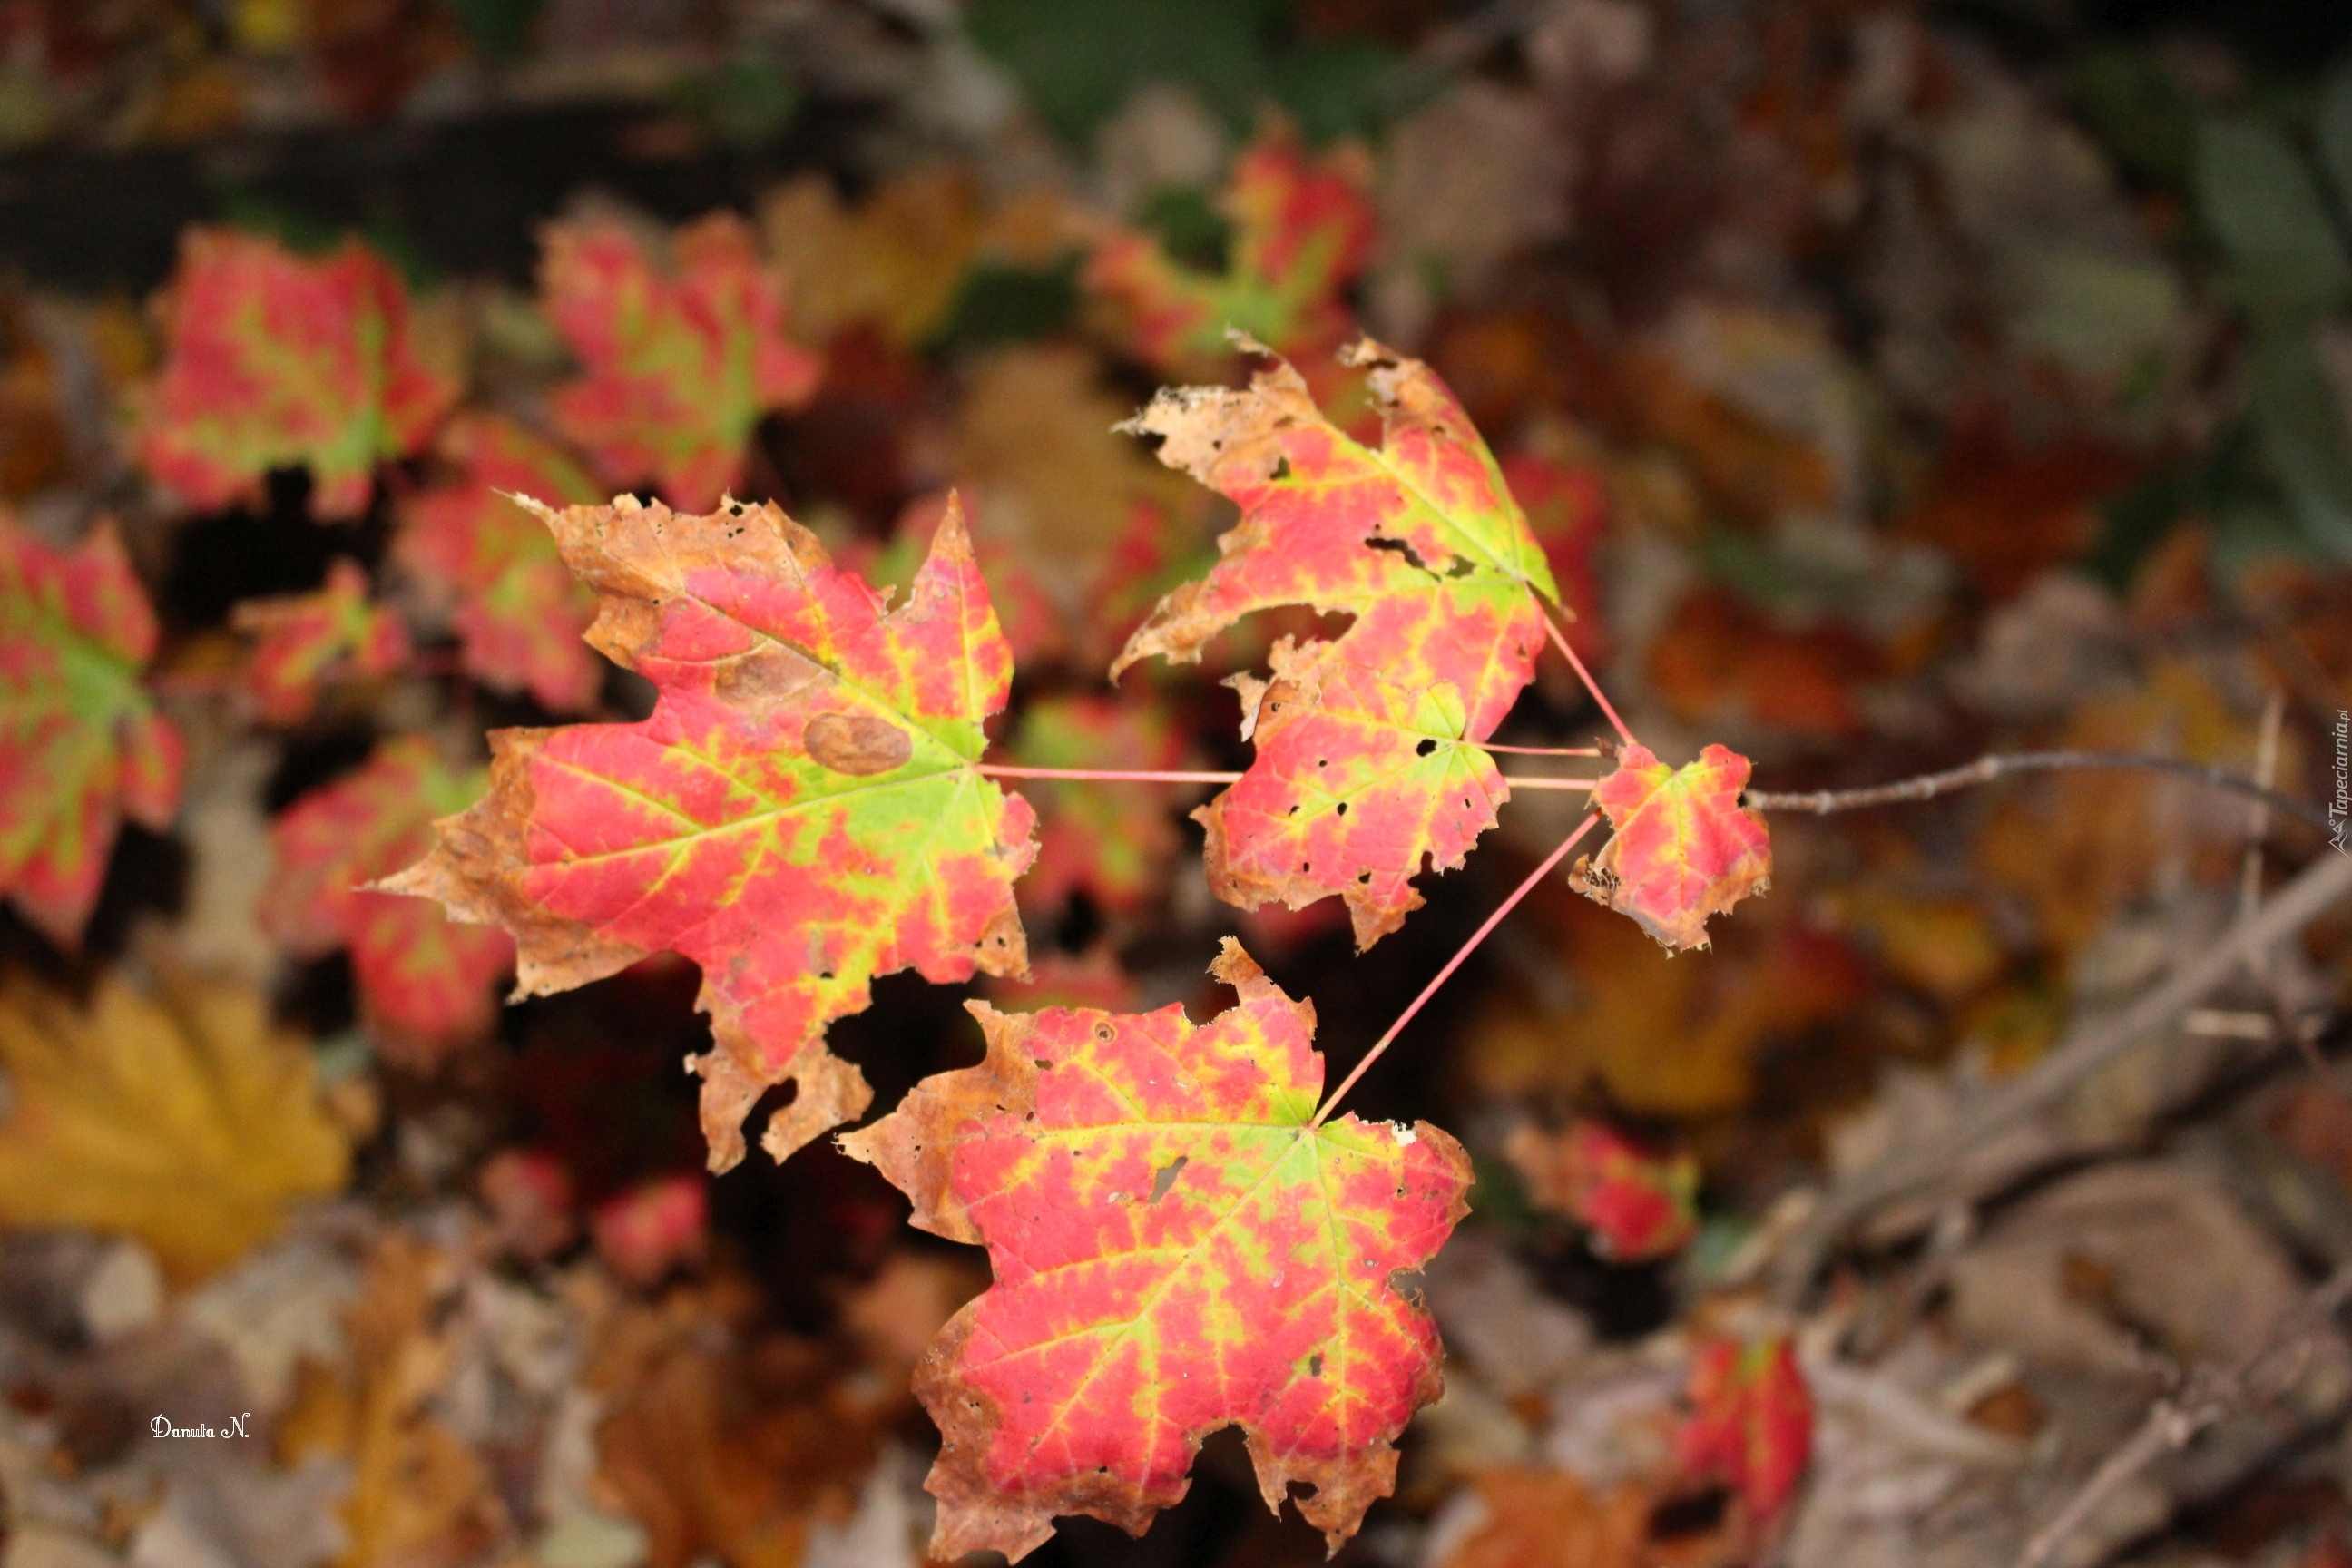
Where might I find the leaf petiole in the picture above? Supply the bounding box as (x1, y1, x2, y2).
(1541, 607, 1633, 748)
(975, 763, 1598, 790)
(1308, 810, 1603, 1129)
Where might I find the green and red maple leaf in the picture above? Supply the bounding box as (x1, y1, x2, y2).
(136, 229, 459, 519)
(1575, 743, 1772, 951)
(232, 558, 411, 723)
(380, 493, 1036, 1171)
(1086, 123, 1375, 375)
(394, 414, 603, 711)
(0, 520, 183, 945)
(1677, 1334, 1815, 1523)
(540, 212, 821, 512)
(1112, 340, 1557, 947)
(260, 737, 513, 1059)
(841, 940, 1470, 1562)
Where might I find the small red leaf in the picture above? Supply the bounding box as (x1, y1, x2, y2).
(1575, 743, 1771, 951)
(542, 213, 820, 511)
(1676, 1335, 1813, 1523)
(135, 229, 458, 519)
(232, 558, 412, 724)
(0, 519, 183, 945)
(840, 940, 1470, 1562)
(1504, 1119, 1699, 1262)
(260, 737, 514, 1062)
(395, 414, 604, 711)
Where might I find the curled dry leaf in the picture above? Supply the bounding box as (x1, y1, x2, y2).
(394, 413, 603, 711)
(587, 1273, 887, 1568)
(0, 966, 348, 1282)
(1574, 743, 1771, 951)
(378, 493, 1036, 1172)
(277, 1234, 512, 1567)
(134, 228, 458, 519)
(260, 737, 514, 1063)
(1115, 341, 1556, 946)
(839, 938, 1471, 1562)
(0, 518, 183, 945)
(541, 212, 820, 511)
(231, 557, 411, 724)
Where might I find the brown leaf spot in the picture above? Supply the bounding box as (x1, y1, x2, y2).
(804, 711, 913, 776)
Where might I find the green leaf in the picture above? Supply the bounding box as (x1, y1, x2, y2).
(2248, 329, 2352, 557)
(2318, 61, 2352, 217)
(2195, 117, 2352, 320)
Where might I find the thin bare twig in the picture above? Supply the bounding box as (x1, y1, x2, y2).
(2011, 1262, 2352, 1568)
(1769, 850, 2352, 1302)
(1747, 750, 2334, 838)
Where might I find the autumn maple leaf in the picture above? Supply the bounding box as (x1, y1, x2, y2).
(261, 737, 514, 1062)
(135, 229, 459, 519)
(378, 493, 1037, 1171)
(1573, 742, 1771, 950)
(0, 965, 349, 1282)
(1113, 340, 1557, 946)
(1676, 1334, 1814, 1523)
(0, 519, 183, 945)
(1504, 1118, 1700, 1262)
(394, 414, 603, 710)
(1086, 122, 1375, 375)
(841, 939, 1470, 1562)
(232, 558, 412, 723)
(541, 212, 821, 511)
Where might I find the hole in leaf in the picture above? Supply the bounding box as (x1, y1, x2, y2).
(1308, 1352, 1323, 1377)
(1094, 1023, 1113, 1041)
(1334, 801, 1348, 816)
(1032, 1058, 1053, 1070)
(1416, 739, 1437, 757)
(1149, 1156, 1188, 1203)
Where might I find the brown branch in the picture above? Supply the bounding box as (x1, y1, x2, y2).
(2011, 1262, 2352, 1568)
(1769, 850, 2352, 1303)
(1747, 750, 2336, 838)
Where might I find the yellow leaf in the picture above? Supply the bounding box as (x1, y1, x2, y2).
(0, 967, 349, 1282)
(759, 168, 985, 347)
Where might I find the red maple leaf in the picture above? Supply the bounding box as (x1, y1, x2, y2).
(1113, 341, 1558, 946)
(1086, 122, 1375, 375)
(1676, 1335, 1814, 1523)
(378, 494, 1037, 1171)
(395, 414, 604, 711)
(231, 559, 412, 724)
(135, 229, 458, 519)
(1575, 743, 1771, 950)
(541, 213, 821, 511)
(0, 519, 183, 945)
(841, 940, 1470, 1562)
(1504, 1118, 1700, 1262)
(260, 737, 514, 1061)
